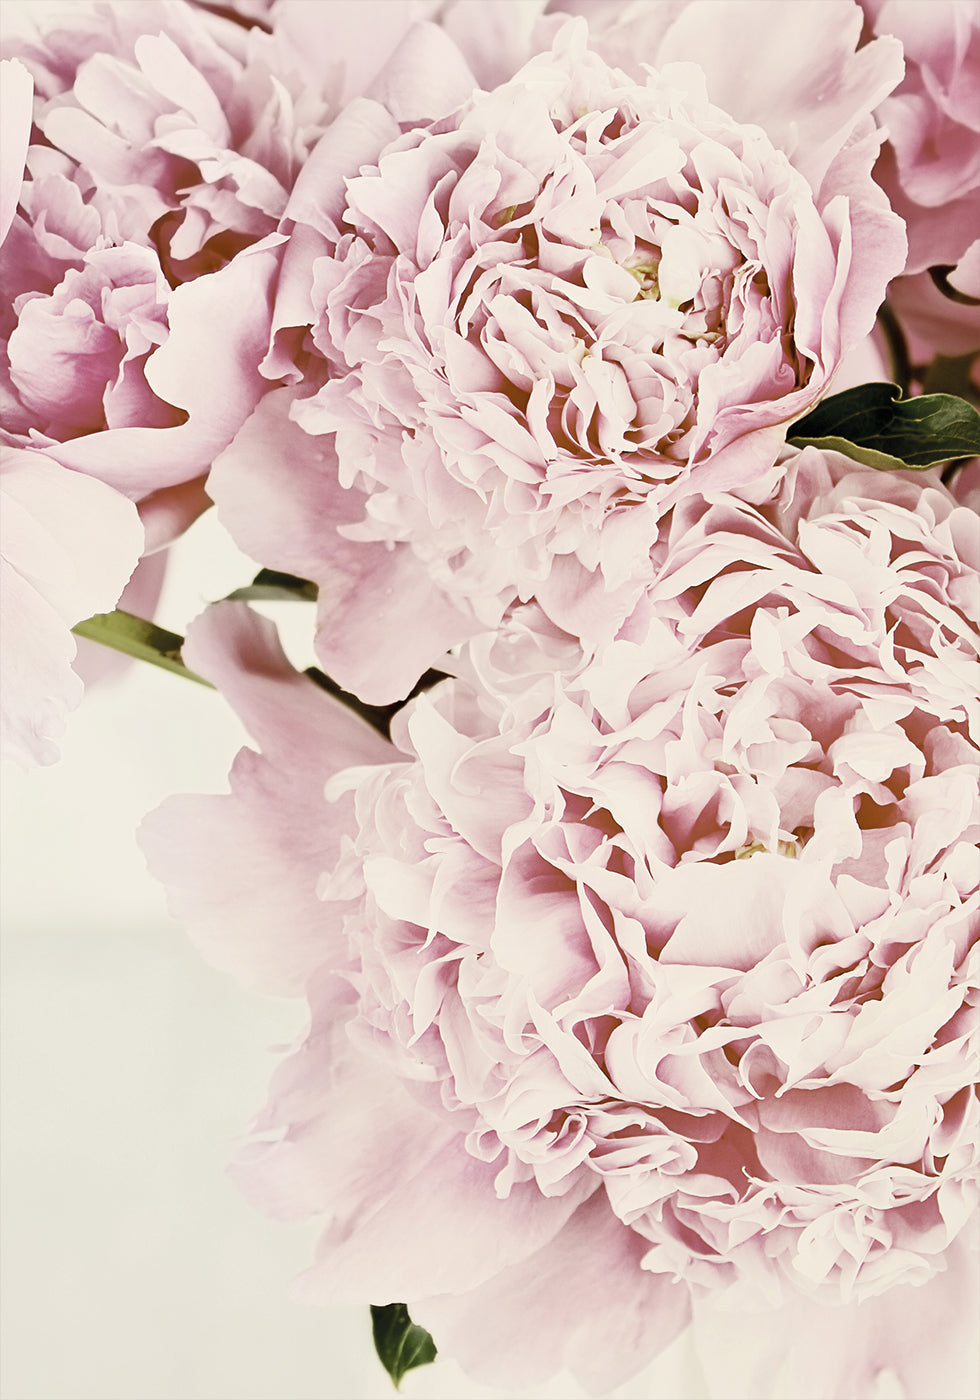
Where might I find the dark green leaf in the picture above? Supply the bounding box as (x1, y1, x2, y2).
(789, 382, 980, 470)
(370, 1304, 437, 1389)
(224, 568, 318, 603)
(72, 609, 213, 687)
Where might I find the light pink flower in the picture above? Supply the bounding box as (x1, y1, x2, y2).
(143, 450, 978, 1392)
(0, 445, 142, 766)
(0, 54, 146, 766)
(141, 601, 690, 1391)
(860, 0, 980, 275)
(0, 8, 297, 761)
(855, 1, 980, 364)
(0, 0, 333, 496)
(6, 0, 328, 281)
(215, 16, 905, 697)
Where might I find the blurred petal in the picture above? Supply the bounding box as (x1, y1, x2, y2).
(415, 1190, 691, 1393)
(0, 447, 142, 766)
(0, 58, 32, 248)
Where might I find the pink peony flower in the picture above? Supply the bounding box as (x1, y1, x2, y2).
(0, 0, 332, 496)
(8, 242, 185, 441)
(855, 0, 980, 365)
(6, 0, 329, 282)
(0, 9, 283, 763)
(860, 0, 980, 275)
(0, 14, 282, 763)
(143, 449, 978, 1393)
(0, 54, 144, 766)
(213, 15, 905, 698)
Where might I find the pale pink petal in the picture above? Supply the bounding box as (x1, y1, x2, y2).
(365, 20, 478, 123)
(0, 58, 32, 248)
(72, 548, 168, 687)
(271, 0, 442, 105)
(656, 0, 904, 195)
(887, 260, 980, 361)
(414, 1190, 691, 1393)
(208, 390, 479, 703)
(137, 476, 212, 555)
(45, 235, 285, 492)
(691, 1233, 980, 1400)
(0, 446, 142, 766)
(292, 1119, 596, 1306)
(139, 601, 394, 993)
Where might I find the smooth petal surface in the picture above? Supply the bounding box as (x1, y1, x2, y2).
(415, 1190, 691, 1394)
(691, 1232, 980, 1400)
(140, 601, 393, 993)
(0, 447, 142, 766)
(292, 1119, 595, 1305)
(0, 58, 32, 248)
(653, 0, 903, 194)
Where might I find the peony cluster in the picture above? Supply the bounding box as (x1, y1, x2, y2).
(143, 447, 980, 1393)
(4, 1, 979, 1396)
(0, 0, 442, 763)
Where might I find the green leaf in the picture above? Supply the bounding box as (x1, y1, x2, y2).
(224, 568, 318, 603)
(370, 1304, 437, 1390)
(72, 609, 213, 687)
(788, 382, 980, 470)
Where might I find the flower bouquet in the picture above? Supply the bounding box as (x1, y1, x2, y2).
(1, 1, 978, 1396)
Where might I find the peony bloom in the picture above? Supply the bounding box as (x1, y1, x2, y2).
(856, 0, 980, 364)
(143, 449, 978, 1394)
(859, 0, 980, 276)
(0, 0, 334, 496)
(0, 4, 305, 762)
(0, 56, 144, 766)
(213, 14, 906, 698)
(6, 0, 329, 282)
